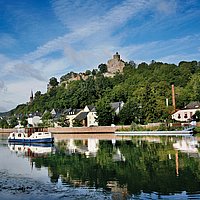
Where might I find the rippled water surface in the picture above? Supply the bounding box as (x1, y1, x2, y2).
(0, 134, 200, 199)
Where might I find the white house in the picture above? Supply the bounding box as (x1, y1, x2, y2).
(172, 101, 200, 122)
(84, 105, 98, 127)
(64, 108, 82, 127)
(27, 112, 42, 126)
(74, 105, 98, 127)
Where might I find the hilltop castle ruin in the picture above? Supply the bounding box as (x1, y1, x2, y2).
(107, 52, 125, 74)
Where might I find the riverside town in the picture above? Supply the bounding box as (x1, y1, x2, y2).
(1, 52, 200, 199)
(0, 1, 200, 199)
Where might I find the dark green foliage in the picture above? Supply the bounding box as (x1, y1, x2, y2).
(34, 91, 41, 99)
(20, 115, 28, 127)
(0, 117, 9, 128)
(98, 63, 107, 73)
(85, 70, 91, 75)
(119, 99, 141, 125)
(73, 119, 83, 127)
(195, 110, 200, 122)
(96, 98, 113, 126)
(57, 115, 70, 127)
(49, 77, 59, 87)
(7, 60, 200, 125)
(9, 116, 18, 128)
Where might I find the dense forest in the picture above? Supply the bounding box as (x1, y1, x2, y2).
(2, 60, 200, 126)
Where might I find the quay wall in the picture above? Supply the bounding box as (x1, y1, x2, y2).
(0, 128, 14, 136)
(48, 126, 120, 134)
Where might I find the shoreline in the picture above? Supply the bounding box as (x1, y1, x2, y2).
(0, 126, 130, 135)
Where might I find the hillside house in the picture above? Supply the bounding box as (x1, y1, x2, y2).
(63, 108, 82, 127)
(172, 101, 200, 122)
(28, 112, 42, 126)
(84, 105, 98, 127)
(73, 105, 98, 127)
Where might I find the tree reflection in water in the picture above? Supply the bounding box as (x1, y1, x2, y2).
(31, 136, 200, 197)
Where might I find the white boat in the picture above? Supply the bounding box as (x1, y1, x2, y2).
(8, 127, 54, 143)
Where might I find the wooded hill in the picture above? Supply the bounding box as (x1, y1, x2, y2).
(4, 60, 200, 125)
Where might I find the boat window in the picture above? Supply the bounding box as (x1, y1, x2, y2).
(178, 114, 181, 119)
(18, 133, 21, 137)
(12, 134, 15, 137)
(45, 132, 49, 134)
(38, 133, 42, 135)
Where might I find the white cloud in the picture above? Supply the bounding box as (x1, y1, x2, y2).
(1, 0, 200, 112)
(156, 0, 177, 15)
(24, 0, 154, 62)
(121, 34, 200, 63)
(0, 34, 17, 49)
(0, 78, 47, 112)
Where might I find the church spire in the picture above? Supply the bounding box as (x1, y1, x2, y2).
(30, 90, 33, 103)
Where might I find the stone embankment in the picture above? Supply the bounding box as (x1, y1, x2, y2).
(0, 126, 130, 135)
(0, 128, 14, 136)
(48, 126, 121, 134)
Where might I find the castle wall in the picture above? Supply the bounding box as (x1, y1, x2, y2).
(107, 52, 125, 73)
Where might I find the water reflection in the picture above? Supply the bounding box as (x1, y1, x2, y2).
(8, 143, 54, 157)
(173, 137, 199, 154)
(4, 135, 200, 198)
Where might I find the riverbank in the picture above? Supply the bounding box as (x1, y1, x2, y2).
(48, 126, 119, 134)
(0, 126, 130, 135)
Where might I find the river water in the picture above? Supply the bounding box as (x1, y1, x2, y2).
(0, 134, 200, 199)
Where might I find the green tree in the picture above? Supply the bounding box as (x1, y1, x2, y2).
(57, 115, 69, 127)
(9, 116, 18, 128)
(98, 63, 107, 73)
(119, 99, 141, 125)
(85, 70, 91, 75)
(20, 115, 28, 127)
(73, 119, 83, 127)
(92, 69, 97, 76)
(0, 118, 9, 128)
(96, 98, 113, 126)
(34, 91, 41, 99)
(49, 77, 59, 87)
(42, 111, 53, 127)
(194, 110, 200, 122)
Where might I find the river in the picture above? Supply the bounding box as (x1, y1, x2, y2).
(0, 134, 200, 199)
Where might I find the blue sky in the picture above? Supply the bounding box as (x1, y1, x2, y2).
(0, 0, 200, 112)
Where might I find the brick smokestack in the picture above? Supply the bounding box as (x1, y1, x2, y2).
(172, 84, 176, 111)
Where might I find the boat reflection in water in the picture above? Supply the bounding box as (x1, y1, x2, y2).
(8, 143, 54, 158)
(5, 135, 200, 199)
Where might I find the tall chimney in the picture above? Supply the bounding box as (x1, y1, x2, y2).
(172, 84, 176, 111)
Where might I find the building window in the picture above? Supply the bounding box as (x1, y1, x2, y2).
(184, 113, 188, 118)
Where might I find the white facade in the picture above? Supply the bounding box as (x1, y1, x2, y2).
(83, 105, 98, 127)
(172, 108, 199, 122)
(87, 111, 98, 127)
(67, 113, 81, 127)
(28, 116, 42, 126)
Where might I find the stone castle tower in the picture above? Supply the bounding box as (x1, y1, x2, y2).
(107, 52, 125, 73)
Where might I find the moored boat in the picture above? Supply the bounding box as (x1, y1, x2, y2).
(8, 127, 54, 143)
